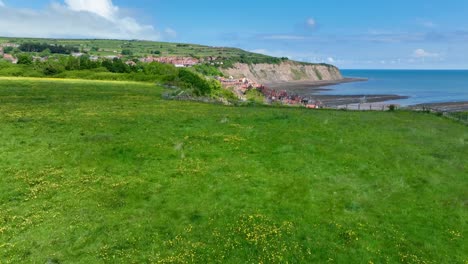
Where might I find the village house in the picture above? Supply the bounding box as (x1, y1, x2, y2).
(0, 43, 20, 48)
(217, 76, 264, 96)
(104, 55, 120, 60)
(33, 56, 48, 62)
(217, 76, 319, 108)
(139, 56, 199, 67)
(215, 75, 322, 107)
(71, 52, 84, 57)
(125, 60, 137, 66)
(3, 54, 18, 64)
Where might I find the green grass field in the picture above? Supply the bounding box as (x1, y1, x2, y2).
(0, 37, 277, 61)
(0, 78, 467, 263)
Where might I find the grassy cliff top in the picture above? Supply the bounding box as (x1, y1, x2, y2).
(0, 37, 334, 68)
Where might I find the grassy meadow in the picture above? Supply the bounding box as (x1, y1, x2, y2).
(0, 78, 467, 263)
(0, 37, 285, 65)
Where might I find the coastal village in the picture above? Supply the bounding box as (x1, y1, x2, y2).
(216, 76, 321, 107)
(0, 42, 324, 108)
(1, 42, 398, 110)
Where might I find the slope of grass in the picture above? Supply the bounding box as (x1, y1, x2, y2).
(0, 79, 466, 263)
(0, 37, 278, 61)
(1, 37, 332, 68)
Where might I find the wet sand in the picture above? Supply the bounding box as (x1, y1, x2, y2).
(266, 78, 408, 106)
(266, 78, 367, 94)
(266, 78, 467, 110)
(312, 94, 409, 107)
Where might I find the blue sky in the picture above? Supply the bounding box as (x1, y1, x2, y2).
(1, 0, 467, 69)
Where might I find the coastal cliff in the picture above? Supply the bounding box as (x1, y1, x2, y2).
(221, 61, 343, 84)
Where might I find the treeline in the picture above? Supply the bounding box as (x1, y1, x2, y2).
(0, 56, 231, 98)
(221, 55, 289, 68)
(19, 42, 79, 54)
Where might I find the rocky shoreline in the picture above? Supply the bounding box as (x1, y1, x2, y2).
(264, 77, 408, 107)
(265, 78, 367, 93)
(265, 78, 468, 111)
(406, 101, 468, 112)
(311, 94, 409, 107)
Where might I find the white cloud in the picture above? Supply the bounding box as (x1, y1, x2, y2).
(65, 0, 118, 20)
(306, 18, 316, 28)
(0, 0, 162, 40)
(413, 48, 439, 58)
(164, 28, 177, 38)
(327, 57, 335, 63)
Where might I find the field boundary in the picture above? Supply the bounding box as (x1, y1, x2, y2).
(0, 76, 156, 86)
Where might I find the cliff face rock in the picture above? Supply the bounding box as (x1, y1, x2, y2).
(221, 61, 343, 84)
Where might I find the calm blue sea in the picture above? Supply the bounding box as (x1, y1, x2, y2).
(321, 70, 468, 105)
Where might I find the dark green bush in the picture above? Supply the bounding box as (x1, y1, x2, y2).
(17, 54, 33, 65)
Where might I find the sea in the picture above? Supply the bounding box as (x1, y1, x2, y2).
(320, 70, 468, 106)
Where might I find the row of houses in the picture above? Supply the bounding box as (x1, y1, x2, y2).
(257, 85, 322, 108)
(1, 43, 19, 63)
(217, 76, 262, 92)
(0, 41, 201, 68)
(217, 76, 322, 108)
(0, 51, 202, 68)
(0, 46, 18, 63)
(71, 53, 111, 61)
(0, 43, 20, 48)
(139, 56, 199, 67)
(1, 53, 18, 64)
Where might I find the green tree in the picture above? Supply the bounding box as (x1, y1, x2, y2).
(65, 56, 81, 71)
(43, 62, 65, 75)
(121, 49, 133, 56)
(40, 48, 51, 57)
(3, 47, 14, 54)
(17, 54, 33, 65)
(178, 68, 212, 96)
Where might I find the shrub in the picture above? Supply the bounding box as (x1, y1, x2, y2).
(17, 54, 33, 65)
(178, 68, 212, 96)
(193, 64, 224, 77)
(121, 49, 133, 56)
(3, 47, 14, 54)
(43, 63, 65, 75)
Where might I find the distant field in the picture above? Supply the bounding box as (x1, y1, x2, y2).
(0, 37, 278, 62)
(0, 78, 466, 263)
